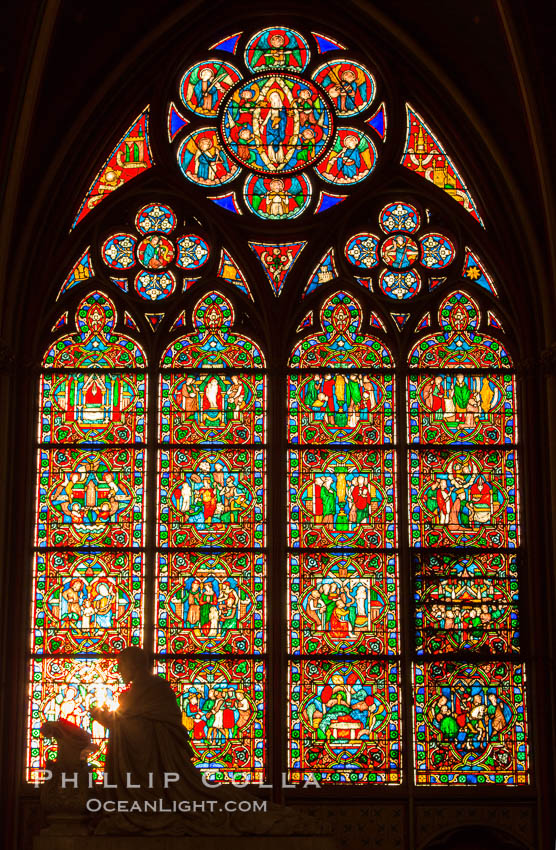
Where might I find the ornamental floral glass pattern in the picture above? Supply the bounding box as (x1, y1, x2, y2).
(157, 291, 267, 781)
(28, 292, 146, 781)
(407, 290, 528, 784)
(287, 291, 401, 784)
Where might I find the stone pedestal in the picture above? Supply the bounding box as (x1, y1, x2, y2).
(34, 837, 337, 850)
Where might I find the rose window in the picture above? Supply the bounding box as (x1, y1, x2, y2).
(344, 201, 456, 299)
(172, 26, 381, 220)
(100, 202, 210, 301)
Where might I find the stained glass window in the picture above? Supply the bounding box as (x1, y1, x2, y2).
(157, 291, 267, 781)
(27, 22, 530, 798)
(170, 28, 384, 220)
(29, 292, 147, 780)
(408, 291, 527, 784)
(287, 291, 401, 784)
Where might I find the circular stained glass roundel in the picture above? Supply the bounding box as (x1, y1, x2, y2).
(221, 75, 333, 174)
(380, 234, 419, 269)
(135, 203, 177, 234)
(135, 270, 176, 301)
(244, 27, 310, 73)
(379, 269, 421, 299)
(243, 173, 312, 220)
(137, 235, 174, 269)
(419, 233, 455, 268)
(102, 233, 137, 269)
(345, 233, 380, 269)
(176, 235, 210, 269)
(178, 129, 242, 187)
(180, 60, 242, 117)
(315, 128, 377, 185)
(379, 202, 420, 234)
(312, 60, 376, 116)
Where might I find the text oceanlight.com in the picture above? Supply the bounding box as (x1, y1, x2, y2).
(86, 799, 267, 814)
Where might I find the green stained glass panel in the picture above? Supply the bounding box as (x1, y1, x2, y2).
(158, 658, 265, 783)
(36, 448, 145, 549)
(289, 291, 393, 370)
(413, 661, 529, 786)
(40, 372, 146, 444)
(289, 552, 398, 655)
(288, 448, 396, 549)
(32, 551, 143, 654)
(159, 373, 265, 444)
(288, 372, 394, 445)
(407, 373, 516, 445)
(289, 659, 401, 784)
(409, 449, 518, 548)
(158, 448, 265, 548)
(408, 291, 511, 370)
(156, 552, 265, 654)
(160, 293, 265, 370)
(43, 291, 146, 369)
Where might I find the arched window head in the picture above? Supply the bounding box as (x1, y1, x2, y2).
(26, 21, 528, 797)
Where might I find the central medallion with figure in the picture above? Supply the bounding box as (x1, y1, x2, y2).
(221, 74, 334, 174)
(174, 28, 380, 217)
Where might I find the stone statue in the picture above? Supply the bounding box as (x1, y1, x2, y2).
(41, 718, 93, 770)
(89, 647, 331, 838)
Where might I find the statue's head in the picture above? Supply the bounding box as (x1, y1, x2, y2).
(117, 646, 149, 684)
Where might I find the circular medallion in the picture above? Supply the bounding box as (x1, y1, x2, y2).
(135, 270, 176, 301)
(380, 234, 419, 269)
(244, 27, 310, 73)
(221, 75, 333, 174)
(243, 173, 312, 219)
(379, 268, 421, 299)
(419, 233, 455, 269)
(379, 202, 420, 234)
(314, 127, 377, 185)
(137, 235, 175, 269)
(177, 128, 241, 187)
(345, 233, 380, 269)
(180, 60, 243, 117)
(312, 60, 376, 116)
(102, 233, 137, 270)
(135, 203, 177, 234)
(176, 235, 210, 270)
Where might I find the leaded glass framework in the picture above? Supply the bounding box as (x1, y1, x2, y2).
(26, 21, 530, 795)
(408, 290, 526, 785)
(157, 291, 267, 781)
(287, 291, 401, 784)
(29, 292, 147, 779)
